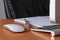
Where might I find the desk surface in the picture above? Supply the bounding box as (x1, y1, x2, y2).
(0, 19, 60, 40)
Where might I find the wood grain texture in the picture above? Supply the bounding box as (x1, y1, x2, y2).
(0, 19, 60, 40)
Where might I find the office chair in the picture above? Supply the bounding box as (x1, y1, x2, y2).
(3, 0, 50, 19)
(3, 0, 16, 19)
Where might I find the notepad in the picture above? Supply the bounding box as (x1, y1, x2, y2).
(14, 16, 58, 27)
(14, 16, 60, 36)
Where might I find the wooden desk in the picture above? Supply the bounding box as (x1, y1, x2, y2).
(0, 19, 60, 40)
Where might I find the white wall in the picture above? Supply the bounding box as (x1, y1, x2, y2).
(0, 0, 6, 19)
(50, 0, 55, 22)
(50, 0, 60, 23)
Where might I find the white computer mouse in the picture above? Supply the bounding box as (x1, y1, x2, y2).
(3, 24, 25, 32)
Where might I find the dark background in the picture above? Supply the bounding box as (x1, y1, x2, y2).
(4, 0, 50, 19)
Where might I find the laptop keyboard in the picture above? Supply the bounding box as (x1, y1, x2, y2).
(35, 25, 60, 30)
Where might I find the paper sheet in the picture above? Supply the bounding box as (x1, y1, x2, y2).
(14, 16, 58, 27)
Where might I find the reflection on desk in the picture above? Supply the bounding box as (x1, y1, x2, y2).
(51, 37, 55, 40)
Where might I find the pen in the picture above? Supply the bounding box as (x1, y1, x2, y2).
(24, 18, 32, 28)
(24, 18, 38, 29)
